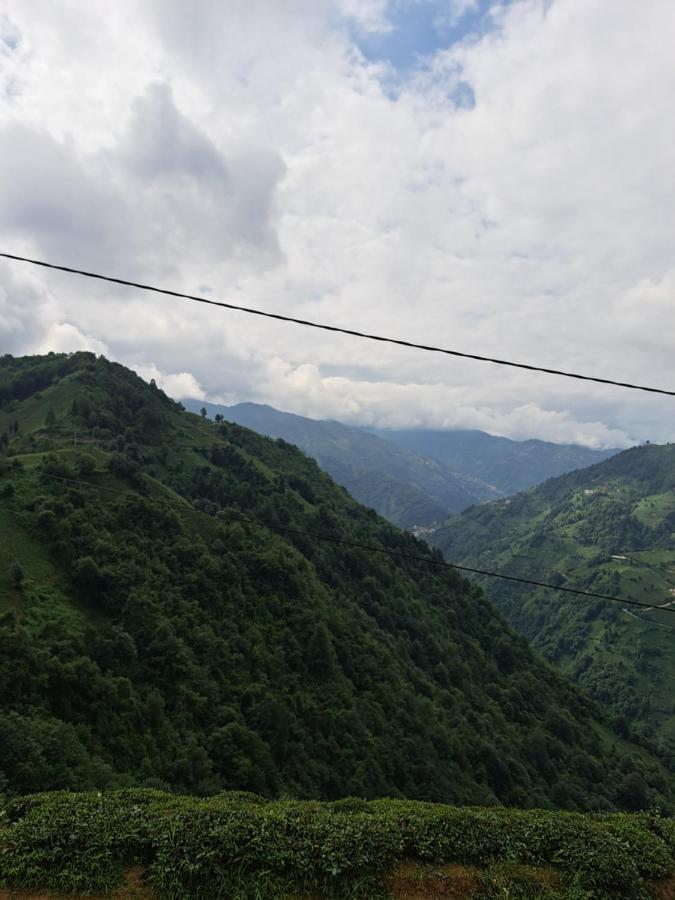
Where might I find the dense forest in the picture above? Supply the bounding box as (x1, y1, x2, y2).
(0, 352, 672, 813)
(433, 446, 675, 767)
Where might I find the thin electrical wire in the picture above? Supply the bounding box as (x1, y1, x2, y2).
(11, 465, 674, 615)
(230, 513, 675, 615)
(2, 251, 674, 398)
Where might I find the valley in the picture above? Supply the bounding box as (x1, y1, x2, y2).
(187, 399, 501, 529)
(433, 445, 675, 764)
(187, 399, 619, 531)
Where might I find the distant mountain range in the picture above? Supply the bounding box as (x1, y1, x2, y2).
(369, 428, 619, 495)
(186, 400, 620, 528)
(432, 443, 675, 762)
(186, 400, 500, 528)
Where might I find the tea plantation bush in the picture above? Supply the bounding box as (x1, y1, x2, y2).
(1, 790, 674, 898)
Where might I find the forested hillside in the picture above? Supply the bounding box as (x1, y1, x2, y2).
(433, 445, 675, 766)
(0, 353, 671, 813)
(188, 400, 499, 528)
(374, 427, 619, 495)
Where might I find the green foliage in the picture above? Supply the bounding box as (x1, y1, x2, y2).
(0, 790, 673, 898)
(433, 444, 675, 764)
(0, 353, 672, 813)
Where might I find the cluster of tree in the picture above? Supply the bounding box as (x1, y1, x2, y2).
(0, 353, 671, 812)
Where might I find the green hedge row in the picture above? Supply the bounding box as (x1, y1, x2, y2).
(1, 790, 674, 898)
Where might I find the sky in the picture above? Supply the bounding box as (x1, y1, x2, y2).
(1, 0, 674, 449)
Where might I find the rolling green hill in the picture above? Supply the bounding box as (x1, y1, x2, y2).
(0, 353, 671, 812)
(373, 427, 619, 495)
(432, 444, 675, 764)
(187, 400, 500, 529)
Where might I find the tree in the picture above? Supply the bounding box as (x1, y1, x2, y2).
(9, 561, 24, 589)
(208, 723, 276, 794)
(305, 623, 338, 679)
(614, 772, 649, 811)
(75, 453, 96, 476)
(200, 407, 207, 419)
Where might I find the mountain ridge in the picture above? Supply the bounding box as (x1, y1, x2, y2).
(186, 399, 500, 528)
(186, 399, 619, 529)
(371, 426, 620, 495)
(0, 351, 670, 811)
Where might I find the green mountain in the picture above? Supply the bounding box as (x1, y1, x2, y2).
(186, 400, 500, 529)
(373, 427, 619, 495)
(432, 444, 675, 765)
(0, 353, 671, 812)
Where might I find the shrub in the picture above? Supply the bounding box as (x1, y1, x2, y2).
(0, 791, 673, 898)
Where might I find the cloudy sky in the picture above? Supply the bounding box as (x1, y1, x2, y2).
(1, 0, 674, 448)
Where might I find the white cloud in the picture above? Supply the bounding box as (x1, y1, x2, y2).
(334, 0, 392, 32)
(1, 0, 674, 448)
(131, 363, 206, 401)
(236, 356, 632, 447)
(34, 322, 109, 357)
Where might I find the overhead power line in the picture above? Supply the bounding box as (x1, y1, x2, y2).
(12, 465, 675, 615)
(230, 512, 675, 615)
(2, 251, 674, 398)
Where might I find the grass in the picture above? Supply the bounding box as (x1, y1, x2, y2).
(633, 493, 675, 529)
(0, 503, 60, 613)
(0, 379, 78, 438)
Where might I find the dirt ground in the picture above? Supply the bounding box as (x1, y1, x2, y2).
(0, 867, 154, 900)
(1, 866, 674, 899)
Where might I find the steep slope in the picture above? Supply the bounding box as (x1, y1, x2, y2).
(187, 400, 499, 528)
(0, 353, 671, 813)
(433, 444, 675, 763)
(374, 427, 619, 494)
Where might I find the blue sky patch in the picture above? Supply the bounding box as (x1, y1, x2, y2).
(352, 0, 508, 72)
